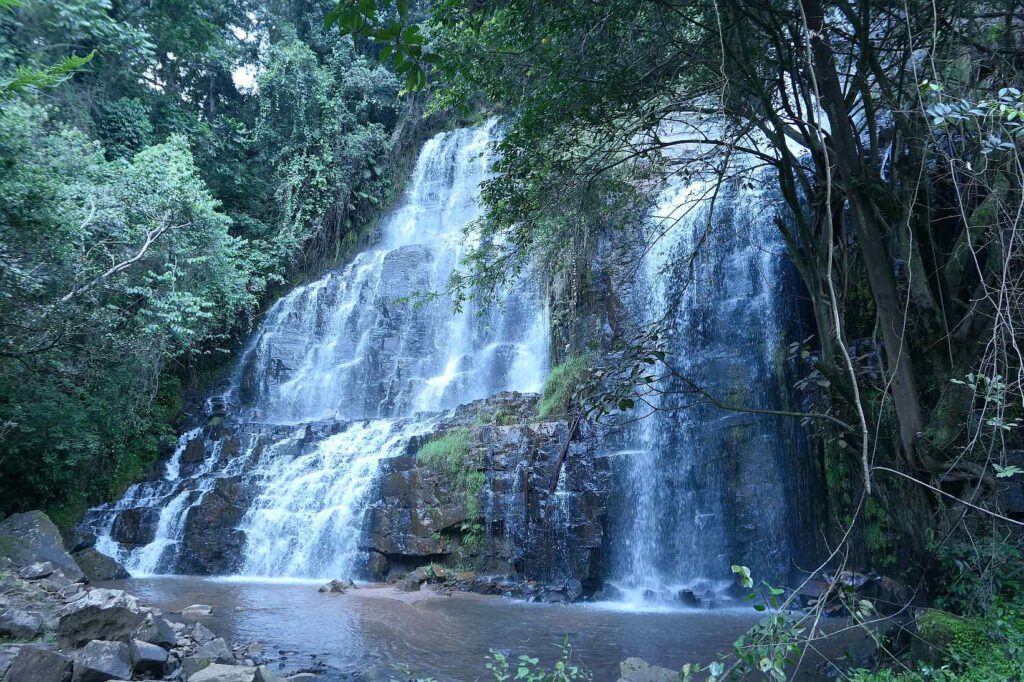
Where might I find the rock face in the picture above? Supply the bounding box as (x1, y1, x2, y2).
(360, 393, 611, 598)
(110, 508, 159, 547)
(177, 475, 252, 575)
(0, 511, 85, 582)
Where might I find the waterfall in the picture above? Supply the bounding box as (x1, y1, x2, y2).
(606, 136, 810, 607)
(87, 120, 550, 579)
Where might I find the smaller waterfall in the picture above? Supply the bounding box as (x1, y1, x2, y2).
(606, 128, 808, 607)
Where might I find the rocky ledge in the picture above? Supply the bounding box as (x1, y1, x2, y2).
(358, 392, 611, 601)
(0, 511, 308, 682)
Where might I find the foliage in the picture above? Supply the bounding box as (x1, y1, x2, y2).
(0, 0, 406, 520)
(0, 102, 252, 517)
(485, 641, 591, 682)
(537, 355, 593, 419)
(417, 428, 483, 518)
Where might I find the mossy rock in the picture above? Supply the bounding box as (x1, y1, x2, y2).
(912, 609, 988, 665)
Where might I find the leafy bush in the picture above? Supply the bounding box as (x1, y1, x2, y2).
(538, 355, 592, 419)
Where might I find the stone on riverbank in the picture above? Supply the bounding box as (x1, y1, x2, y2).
(5, 646, 73, 682)
(129, 638, 169, 676)
(57, 589, 144, 648)
(0, 608, 44, 639)
(72, 640, 131, 682)
(188, 663, 261, 682)
(617, 657, 678, 682)
(182, 603, 214, 616)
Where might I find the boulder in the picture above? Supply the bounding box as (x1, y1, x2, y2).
(395, 577, 421, 592)
(63, 527, 98, 554)
(617, 657, 678, 682)
(182, 603, 214, 617)
(72, 640, 131, 682)
(129, 638, 168, 676)
(192, 622, 217, 644)
(0, 511, 85, 582)
(5, 646, 73, 682)
(134, 611, 178, 648)
(195, 637, 234, 663)
(189, 663, 260, 682)
(18, 561, 56, 580)
(317, 580, 349, 593)
(57, 588, 144, 648)
(71, 549, 129, 582)
(0, 608, 44, 639)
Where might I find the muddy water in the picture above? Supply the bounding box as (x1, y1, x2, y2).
(106, 577, 836, 680)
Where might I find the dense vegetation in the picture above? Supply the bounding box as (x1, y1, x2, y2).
(0, 0, 405, 522)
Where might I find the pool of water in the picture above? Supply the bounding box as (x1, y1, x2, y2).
(103, 577, 836, 680)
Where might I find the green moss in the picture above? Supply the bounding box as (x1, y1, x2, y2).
(418, 428, 483, 518)
(853, 604, 1024, 682)
(538, 354, 592, 419)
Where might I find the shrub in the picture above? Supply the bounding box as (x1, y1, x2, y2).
(538, 354, 593, 419)
(417, 429, 484, 518)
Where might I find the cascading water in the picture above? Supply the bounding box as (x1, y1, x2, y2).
(606, 133, 812, 607)
(86, 121, 550, 579)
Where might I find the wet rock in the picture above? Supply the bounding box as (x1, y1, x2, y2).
(189, 663, 260, 682)
(235, 641, 264, 664)
(617, 657, 678, 682)
(72, 549, 129, 582)
(5, 646, 73, 682)
(284, 674, 319, 682)
(192, 621, 217, 643)
(0, 511, 86, 583)
(109, 508, 160, 547)
(195, 637, 234, 663)
(366, 552, 389, 582)
(178, 476, 252, 574)
(317, 580, 350, 594)
(72, 640, 131, 682)
(62, 528, 97, 554)
(18, 561, 56, 580)
(182, 603, 214, 617)
(360, 394, 609, 598)
(57, 588, 144, 648)
(130, 638, 169, 676)
(0, 644, 20, 678)
(0, 608, 44, 639)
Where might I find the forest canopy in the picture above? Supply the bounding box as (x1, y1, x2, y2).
(0, 0, 405, 522)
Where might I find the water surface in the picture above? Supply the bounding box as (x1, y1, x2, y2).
(106, 577, 800, 680)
